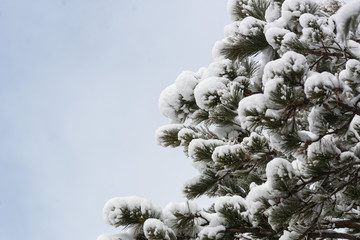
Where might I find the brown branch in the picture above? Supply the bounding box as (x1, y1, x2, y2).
(332, 219, 360, 230)
(221, 221, 360, 240)
(196, 213, 210, 227)
(203, 122, 217, 138)
(309, 55, 325, 70)
(224, 227, 275, 234)
(225, 226, 360, 239)
(222, 226, 360, 240)
(231, 120, 242, 128)
(330, 168, 360, 197)
(307, 230, 360, 240)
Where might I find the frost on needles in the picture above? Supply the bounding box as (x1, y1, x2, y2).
(99, 0, 360, 239)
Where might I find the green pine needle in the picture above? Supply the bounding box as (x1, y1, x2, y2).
(221, 34, 269, 61)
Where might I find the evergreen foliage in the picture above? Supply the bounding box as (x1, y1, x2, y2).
(100, 0, 360, 239)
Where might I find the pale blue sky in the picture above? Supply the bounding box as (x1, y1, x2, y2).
(0, 1, 229, 239)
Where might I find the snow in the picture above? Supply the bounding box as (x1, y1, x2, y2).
(262, 51, 308, 87)
(299, 13, 316, 28)
(178, 128, 200, 146)
(241, 132, 266, 148)
(299, 13, 336, 45)
(333, 0, 360, 45)
(301, 27, 318, 44)
(195, 67, 208, 80)
(304, 71, 342, 99)
(237, 93, 267, 131)
(268, 133, 288, 153)
(227, 0, 243, 21)
(182, 175, 203, 194)
(281, 0, 316, 22)
(213, 125, 242, 141)
(143, 218, 175, 240)
(291, 159, 304, 176)
(263, 77, 285, 109)
(279, 230, 300, 240)
(158, 84, 183, 123)
(238, 17, 265, 36)
(281, 51, 308, 73)
(188, 139, 225, 171)
(198, 225, 226, 240)
(256, 47, 275, 87)
(227, 129, 240, 141)
(307, 135, 340, 160)
(301, 14, 336, 43)
(265, 158, 295, 184)
(297, 130, 318, 142)
(143, 218, 165, 231)
(97, 233, 134, 240)
(346, 59, 360, 75)
(224, 21, 241, 38)
(175, 71, 199, 101)
(99, 0, 360, 238)
(103, 197, 162, 227)
(212, 39, 228, 61)
(155, 124, 184, 146)
(245, 158, 296, 226)
(264, 15, 287, 33)
(308, 106, 323, 134)
(194, 77, 229, 110)
(320, 18, 336, 38)
(214, 195, 246, 213)
(212, 144, 244, 164)
(339, 59, 360, 84)
(219, 81, 241, 105)
(319, 0, 344, 15)
(348, 115, 360, 140)
(265, 27, 290, 50)
(204, 59, 233, 79)
(245, 183, 271, 225)
(348, 40, 360, 60)
(340, 151, 358, 163)
(265, 2, 281, 22)
(97, 234, 116, 240)
(280, 32, 298, 53)
(265, 108, 284, 121)
(162, 201, 200, 229)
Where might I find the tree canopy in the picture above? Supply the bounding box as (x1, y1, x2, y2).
(99, 0, 360, 239)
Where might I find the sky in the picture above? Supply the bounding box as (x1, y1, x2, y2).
(0, 1, 229, 240)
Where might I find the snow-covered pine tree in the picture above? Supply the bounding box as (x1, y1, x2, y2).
(99, 0, 360, 239)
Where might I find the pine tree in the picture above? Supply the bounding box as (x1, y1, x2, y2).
(99, 0, 360, 239)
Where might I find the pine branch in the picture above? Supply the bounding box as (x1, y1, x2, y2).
(246, 0, 271, 21)
(307, 230, 360, 240)
(225, 227, 274, 234)
(221, 34, 269, 61)
(183, 170, 219, 199)
(102, 1, 360, 240)
(323, 219, 360, 231)
(231, 0, 270, 21)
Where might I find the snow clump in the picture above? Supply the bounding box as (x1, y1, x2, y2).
(175, 71, 199, 101)
(103, 197, 162, 227)
(194, 77, 229, 110)
(238, 94, 267, 131)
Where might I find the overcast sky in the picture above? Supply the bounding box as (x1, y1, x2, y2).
(0, 1, 229, 240)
